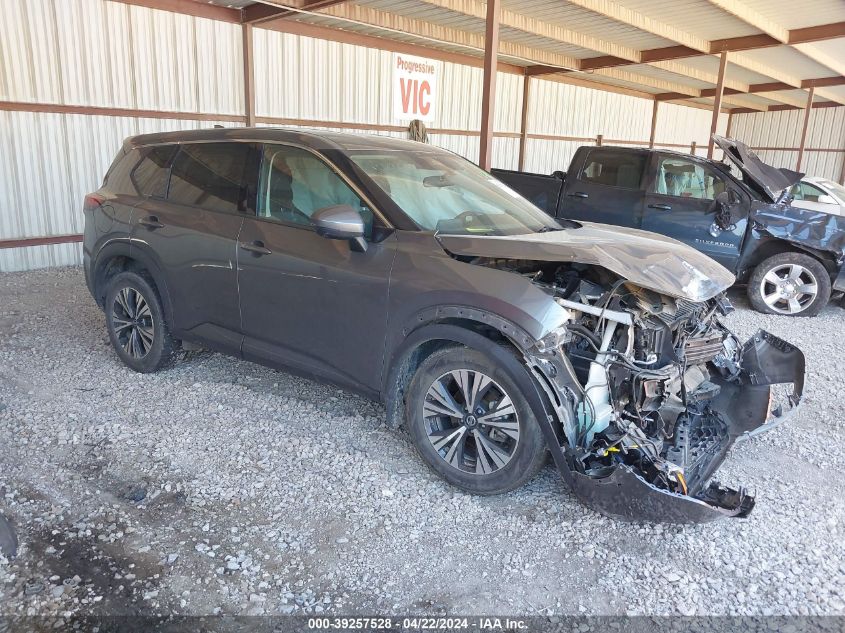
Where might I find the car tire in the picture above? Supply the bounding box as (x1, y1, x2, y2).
(748, 252, 831, 317)
(404, 345, 546, 495)
(104, 271, 177, 373)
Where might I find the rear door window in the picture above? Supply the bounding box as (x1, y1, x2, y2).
(579, 149, 646, 189)
(168, 142, 257, 214)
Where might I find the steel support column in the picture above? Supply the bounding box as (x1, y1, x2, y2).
(796, 86, 815, 171)
(707, 51, 728, 159)
(242, 23, 256, 126)
(478, 0, 500, 171)
(517, 72, 530, 171)
(648, 99, 659, 148)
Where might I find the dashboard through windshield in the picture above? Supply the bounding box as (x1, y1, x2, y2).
(348, 149, 563, 236)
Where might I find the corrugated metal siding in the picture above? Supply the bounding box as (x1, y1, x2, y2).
(0, 0, 243, 114)
(731, 109, 804, 147)
(528, 79, 651, 139)
(731, 106, 845, 181)
(0, 0, 245, 271)
(0, 112, 237, 271)
(0, 243, 83, 273)
(2, 0, 766, 271)
(654, 102, 720, 147)
(253, 29, 521, 133)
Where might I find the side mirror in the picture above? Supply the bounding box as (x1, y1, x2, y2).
(311, 204, 365, 241)
(709, 190, 740, 234)
(714, 191, 731, 207)
(818, 194, 837, 205)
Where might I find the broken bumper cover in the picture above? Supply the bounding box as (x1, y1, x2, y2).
(550, 330, 805, 523)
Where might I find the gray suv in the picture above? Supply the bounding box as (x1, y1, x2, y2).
(83, 128, 805, 522)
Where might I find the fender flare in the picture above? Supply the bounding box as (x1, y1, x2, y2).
(381, 308, 538, 429)
(92, 241, 175, 325)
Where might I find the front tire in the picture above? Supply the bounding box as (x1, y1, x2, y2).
(748, 252, 830, 317)
(404, 345, 546, 495)
(104, 271, 177, 373)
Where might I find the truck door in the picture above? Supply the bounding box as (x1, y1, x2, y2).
(558, 148, 647, 228)
(641, 153, 746, 271)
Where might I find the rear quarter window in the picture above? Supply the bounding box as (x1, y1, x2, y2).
(104, 145, 177, 198)
(104, 149, 141, 195)
(132, 146, 178, 198)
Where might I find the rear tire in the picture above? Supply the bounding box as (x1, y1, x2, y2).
(104, 271, 177, 373)
(404, 345, 546, 495)
(747, 252, 830, 317)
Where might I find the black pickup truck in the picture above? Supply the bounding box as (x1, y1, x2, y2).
(493, 136, 845, 316)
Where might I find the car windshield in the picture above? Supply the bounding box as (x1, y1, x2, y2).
(820, 179, 845, 201)
(347, 149, 563, 235)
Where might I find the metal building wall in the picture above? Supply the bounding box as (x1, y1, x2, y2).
(2, 0, 740, 271)
(0, 0, 243, 272)
(730, 107, 845, 181)
(252, 28, 523, 167)
(523, 82, 728, 174)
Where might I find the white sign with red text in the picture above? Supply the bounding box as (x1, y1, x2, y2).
(392, 53, 438, 122)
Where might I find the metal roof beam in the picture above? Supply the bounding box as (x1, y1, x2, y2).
(415, 0, 642, 61)
(789, 21, 845, 45)
(556, 0, 817, 106)
(380, 0, 824, 109)
(318, 3, 581, 69)
(700, 0, 845, 99)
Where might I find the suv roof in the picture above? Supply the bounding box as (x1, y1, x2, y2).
(126, 126, 441, 154)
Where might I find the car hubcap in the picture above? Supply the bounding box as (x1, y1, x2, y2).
(422, 370, 520, 475)
(112, 287, 155, 358)
(760, 264, 818, 315)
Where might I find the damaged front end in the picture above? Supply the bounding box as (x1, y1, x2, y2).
(496, 261, 804, 522)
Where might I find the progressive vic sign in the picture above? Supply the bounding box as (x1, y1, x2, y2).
(393, 53, 438, 122)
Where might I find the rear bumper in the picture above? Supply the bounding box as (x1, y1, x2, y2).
(552, 330, 805, 523)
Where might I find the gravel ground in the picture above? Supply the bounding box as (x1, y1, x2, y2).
(1, 266, 845, 620)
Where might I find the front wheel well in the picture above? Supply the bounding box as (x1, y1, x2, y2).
(739, 240, 837, 282)
(383, 319, 529, 429)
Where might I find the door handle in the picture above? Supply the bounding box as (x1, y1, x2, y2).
(568, 192, 589, 199)
(239, 240, 272, 256)
(648, 203, 672, 211)
(139, 215, 164, 229)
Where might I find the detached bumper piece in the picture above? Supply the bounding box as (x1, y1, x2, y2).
(539, 329, 805, 523)
(567, 464, 755, 523)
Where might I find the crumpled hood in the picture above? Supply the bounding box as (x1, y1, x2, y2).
(437, 222, 736, 302)
(713, 135, 803, 202)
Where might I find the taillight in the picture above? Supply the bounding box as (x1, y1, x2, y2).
(83, 193, 104, 213)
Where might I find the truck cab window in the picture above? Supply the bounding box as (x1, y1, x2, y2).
(653, 157, 725, 200)
(579, 150, 645, 189)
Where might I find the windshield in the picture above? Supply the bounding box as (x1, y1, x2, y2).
(820, 179, 845, 202)
(347, 149, 563, 235)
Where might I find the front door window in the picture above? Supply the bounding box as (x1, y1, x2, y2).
(258, 145, 373, 236)
(652, 157, 725, 200)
